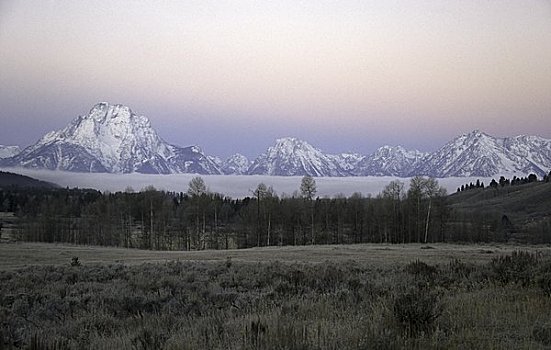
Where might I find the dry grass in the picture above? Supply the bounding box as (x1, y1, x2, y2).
(1, 242, 550, 271)
(3, 243, 551, 349)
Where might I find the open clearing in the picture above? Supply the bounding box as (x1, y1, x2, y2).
(1, 241, 550, 270)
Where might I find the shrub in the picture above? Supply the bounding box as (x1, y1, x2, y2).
(405, 260, 437, 277)
(225, 256, 232, 269)
(247, 319, 267, 346)
(448, 259, 472, 277)
(70, 257, 81, 267)
(533, 322, 551, 346)
(536, 261, 551, 296)
(132, 326, 168, 350)
(490, 251, 540, 286)
(392, 287, 443, 337)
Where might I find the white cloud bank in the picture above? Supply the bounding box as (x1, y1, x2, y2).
(2, 167, 496, 198)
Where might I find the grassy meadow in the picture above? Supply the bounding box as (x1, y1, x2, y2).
(1, 243, 551, 349)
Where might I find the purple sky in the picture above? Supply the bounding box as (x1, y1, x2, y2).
(1, 1, 550, 159)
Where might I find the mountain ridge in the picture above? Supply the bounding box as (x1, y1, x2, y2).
(2, 103, 222, 175)
(1, 103, 550, 178)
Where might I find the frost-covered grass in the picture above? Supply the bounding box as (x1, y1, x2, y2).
(2, 242, 549, 271)
(2, 249, 551, 349)
(0, 167, 495, 198)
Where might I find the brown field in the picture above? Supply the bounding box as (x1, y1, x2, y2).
(2, 241, 551, 270)
(3, 241, 551, 349)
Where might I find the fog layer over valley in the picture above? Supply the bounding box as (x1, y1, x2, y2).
(1, 167, 495, 198)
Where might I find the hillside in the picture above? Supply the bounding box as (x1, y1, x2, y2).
(447, 181, 551, 241)
(0, 171, 58, 189)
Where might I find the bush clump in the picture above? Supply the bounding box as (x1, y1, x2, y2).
(536, 261, 551, 296)
(392, 287, 443, 337)
(405, 260, 438, 277)
(533, 322, 551, 346)
(490, 251, 540, 286)
(70, 257, 81, 267)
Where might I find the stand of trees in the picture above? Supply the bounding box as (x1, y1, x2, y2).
(0, 176, 451, 249)
(1, 171, 549, 249)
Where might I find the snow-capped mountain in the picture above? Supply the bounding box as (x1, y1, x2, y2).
(222, 153, 250, 175)
(329, 153, 365, 172)
(248, 137, 348, 176)
(5, 103, 222, 174)
(3, 102, 550, 178)
(416, 130, 551, 177)
(0, 145, 21, 159)
(353, 145, 428, 177)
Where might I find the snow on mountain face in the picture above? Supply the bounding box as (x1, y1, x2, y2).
(245, 132, 551, 178)
(10, 103, 222, 174)
(248, 137, 348, 176)
(222, 153, 250, 175)
(5, 105, 551, 179)
(329, 153, 365, 172)
(354, 145, 428, 177)
(416, 130, 551, 177)
(0, 145, 21, 159)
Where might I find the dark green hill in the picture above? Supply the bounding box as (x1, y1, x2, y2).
(0, 171, 59, 189)
(447, 181, 551, 242)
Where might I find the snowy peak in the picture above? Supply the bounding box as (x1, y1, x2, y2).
(23, 102, 172, 173)
(249, 137, 348, 176)
(354, 145, 427, 176)
(5, 109, 551, 178)
(0, 145, 21, 159)
(330, 152, 365, 172)
(272, 137, 313, 156)
(222, 153, 250, 175)
(417, 130, 551, 177)
(371, 145, 426, 160)
(10, 102, 222, 175)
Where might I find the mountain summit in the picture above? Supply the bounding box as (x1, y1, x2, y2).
(248, 137, 348, 176)
(222, 154, 250, 175)
(416, 130, 551, 177)
(1, 103, 550, 177)
(4, 103, 222, 174)
(353, 145, 427, 177)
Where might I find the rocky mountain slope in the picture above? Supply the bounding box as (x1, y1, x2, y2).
(248, 137, 348, 176)
(1, 103, 222, 174)
(2, 104, 550, 177)
(0, 146, 21, 159)
(416, 130, 551, 177)
(222, 154, 250, 175)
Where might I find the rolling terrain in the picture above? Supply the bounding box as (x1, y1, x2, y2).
(0, 171, 58, 189)
(448, 180, 551, 241)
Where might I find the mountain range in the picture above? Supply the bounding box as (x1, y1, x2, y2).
(1, 102, 550, 178)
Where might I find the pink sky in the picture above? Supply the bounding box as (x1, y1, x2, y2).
(1, 1, 550, 158)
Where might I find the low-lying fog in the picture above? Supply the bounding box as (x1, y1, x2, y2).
(2, 167, 496, 198)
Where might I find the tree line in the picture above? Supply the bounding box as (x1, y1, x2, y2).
(1, 172, 549, 249)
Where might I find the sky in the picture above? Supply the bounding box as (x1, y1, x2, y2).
(1, 0, 550, 159)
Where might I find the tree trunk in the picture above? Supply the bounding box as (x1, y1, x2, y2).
(311, 204, 315, 245)
(424, 199, 432, 243)
(267, 212, 271, 246)
(150, 201, 154, 249)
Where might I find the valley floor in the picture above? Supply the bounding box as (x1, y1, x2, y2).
(2, 242, 551, 349)
(1, 241, 549, 270)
